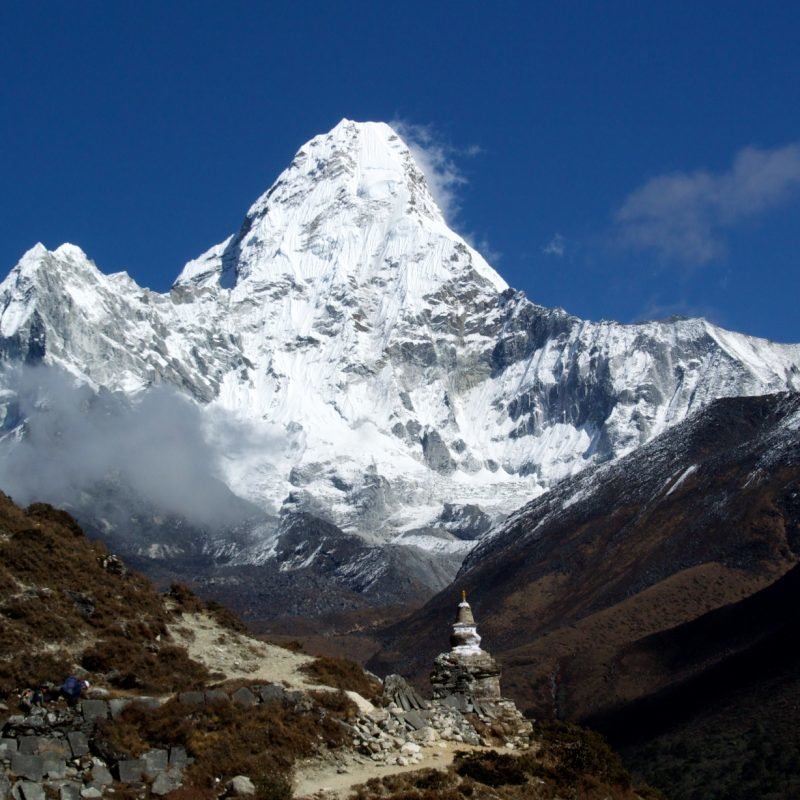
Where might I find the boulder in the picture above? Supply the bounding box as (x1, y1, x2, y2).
(108, 699, 130, 720)
(41, 753, 66, 779)
(115, 759, 145, 784)
(258, 684, 286, 705)
(151, 769, 183, 796)
(80, 701, 108, 723)
(89, 765, 113, 786)
(231, 688, 257, 707)
(402, 711, 428, 731)
(168, 746, 188, 769)
(10, 754, 44, 782)
(226, 776, 255, 797)
(17, 783, 45, 800)
(142, 749, 169, 776)
(58, 782, 81, 800)
(66, 732, 89, 759)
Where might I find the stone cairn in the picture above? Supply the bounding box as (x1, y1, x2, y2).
(429, 592, 531, 739)
(343, 592, 531, 772)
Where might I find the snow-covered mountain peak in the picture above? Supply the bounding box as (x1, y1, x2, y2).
(246, 118, 443, 224)
(174, 120, 507, 297)
(11, 242, 95, 280)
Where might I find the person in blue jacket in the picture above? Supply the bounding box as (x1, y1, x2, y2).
(60, 676, 89, 706)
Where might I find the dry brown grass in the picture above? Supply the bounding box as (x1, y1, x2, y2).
(299, 655, 383, 702)
(0, 493, 209, 697)
(97, 691, 350, 790)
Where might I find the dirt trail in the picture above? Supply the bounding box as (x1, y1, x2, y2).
(168, 611, 321, 689)
(294, 742, 486, 799)
(168, 610, 490, 798)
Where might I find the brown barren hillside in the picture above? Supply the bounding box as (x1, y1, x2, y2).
(370, 393, 800, 721)
(0, 491, 212, 695)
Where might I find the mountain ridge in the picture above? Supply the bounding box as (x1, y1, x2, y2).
(1, 119, 799, 616)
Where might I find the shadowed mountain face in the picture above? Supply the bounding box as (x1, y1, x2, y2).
(594, 563, 800, 799)
(369, 393, 800, 732)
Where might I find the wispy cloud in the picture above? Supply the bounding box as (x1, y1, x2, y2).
(0, 366, 279, 532)
(463, 232, 502, 265)
(615, 142, 800, 264)
(632, 299, 725, 327)
(543, 233, 565, 258)
(391, 119, 475, 222)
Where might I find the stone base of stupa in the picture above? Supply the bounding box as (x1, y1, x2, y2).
(431, 648, 501, 705)
(429, 648, 531, 741)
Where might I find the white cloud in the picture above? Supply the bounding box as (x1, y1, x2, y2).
(615, 142, 800, 264)
(464, 232, 502, 264)
(391, 119, 474, 222)
(543, 233, 565, 258)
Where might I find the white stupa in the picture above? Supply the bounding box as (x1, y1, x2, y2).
(450, 590, 483, 654)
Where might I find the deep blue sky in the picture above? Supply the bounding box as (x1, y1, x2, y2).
(2, 1, 799, 342)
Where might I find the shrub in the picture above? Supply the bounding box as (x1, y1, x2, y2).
(455, 750, 528, 786)
(299, 656, 382, 701)
(167, 583, 206, 614)
(0, 650, 73, 697)
(252, 774, 293, 800)
(204, 600, 248, 634)
(98, 692, 349, 790)
(308, 689, 358, 719)
(81, 638, 209, 692)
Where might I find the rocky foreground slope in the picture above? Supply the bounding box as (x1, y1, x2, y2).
(1, 120, 799, 616)
(0, 494, 657, 800)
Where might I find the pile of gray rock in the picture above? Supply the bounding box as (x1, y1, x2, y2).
(333, 672, 531, 772)
(0, 680, 359, 800)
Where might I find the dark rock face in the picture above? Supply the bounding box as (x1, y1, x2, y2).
(438, 503, 492, 540)
(421, 430, 456, 474)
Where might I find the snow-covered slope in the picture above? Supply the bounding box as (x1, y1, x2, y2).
(1, 119, 799, 595)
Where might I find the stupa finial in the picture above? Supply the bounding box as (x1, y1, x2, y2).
(461, 589, 467, 603)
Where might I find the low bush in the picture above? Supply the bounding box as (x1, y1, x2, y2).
(81, 638, 209, 693)
(455, 749, 529, 786)
(308, 688, 358, 718)
(299, 656, 383, 701)
(167, 583, 206, 614)
(97, 692, 350, 790)
(0, 650, 73, 697)
(531, 719, 632, 791)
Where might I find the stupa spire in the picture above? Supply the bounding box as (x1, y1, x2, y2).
(450, 591, 481, 653)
